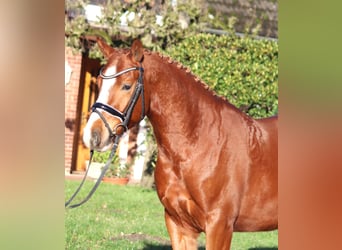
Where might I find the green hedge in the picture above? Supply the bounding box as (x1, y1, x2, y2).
(165, 33, 278, 118)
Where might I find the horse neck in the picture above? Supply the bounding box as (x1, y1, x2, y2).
(143, 53, 243, 153)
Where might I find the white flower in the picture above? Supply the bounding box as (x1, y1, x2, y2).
(156, 15, 163, 26)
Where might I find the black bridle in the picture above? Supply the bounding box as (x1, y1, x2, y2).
(65, 64, 145, 209)
(93, 65, 145, 137)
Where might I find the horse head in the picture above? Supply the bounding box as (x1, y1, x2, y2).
(83, 38, 147, 152)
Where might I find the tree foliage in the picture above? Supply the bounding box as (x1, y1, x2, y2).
(65, 0, 218, 58)
(166, 33, 278, 118)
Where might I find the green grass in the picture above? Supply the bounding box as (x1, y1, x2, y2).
(65, 180, 278, 249)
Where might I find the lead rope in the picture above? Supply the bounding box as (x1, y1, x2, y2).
(65, 135, 121, 209)
(64, 150, 94, 207)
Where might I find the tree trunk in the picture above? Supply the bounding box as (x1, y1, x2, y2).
(140, 122, 157, 189)
(127, 124, 140, 168)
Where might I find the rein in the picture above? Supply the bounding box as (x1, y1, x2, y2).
(65, 137, 120, 209)
(65, 64, 144, 209)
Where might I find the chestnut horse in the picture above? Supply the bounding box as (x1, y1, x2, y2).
(83, 38, 278, 249)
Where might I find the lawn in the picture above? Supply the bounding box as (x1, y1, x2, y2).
(65, 180, 278, 250)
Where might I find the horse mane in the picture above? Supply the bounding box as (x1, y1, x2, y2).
(143, 49, 230, 104)
(116, 47, 250, 120)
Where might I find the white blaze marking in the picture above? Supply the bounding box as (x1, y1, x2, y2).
(83, 66, 117, 148)
(97, 66, 117, 104)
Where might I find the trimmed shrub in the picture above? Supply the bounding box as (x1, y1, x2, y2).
(165, 33, 278, 118)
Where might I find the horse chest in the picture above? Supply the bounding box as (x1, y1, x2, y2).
(160, 187, 206, 232)
(155, 170, 206, 232)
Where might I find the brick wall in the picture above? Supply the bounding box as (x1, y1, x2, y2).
(65, 47, 82, 172)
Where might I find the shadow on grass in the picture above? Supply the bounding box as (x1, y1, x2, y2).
(142, 243, 205, 250)
(249, 248, 278, 250)
(141, 243, 171, 250)
(142, 244, 276, 250)
(112, 233, 277, 250)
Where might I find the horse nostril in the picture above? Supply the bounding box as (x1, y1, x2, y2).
(90, 129, 101, 148)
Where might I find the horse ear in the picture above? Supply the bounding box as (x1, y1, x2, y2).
(131, 39, 144, 63)
(96, 37, 114, 59)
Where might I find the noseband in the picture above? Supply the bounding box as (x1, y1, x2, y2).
(92, 64, 145, 138)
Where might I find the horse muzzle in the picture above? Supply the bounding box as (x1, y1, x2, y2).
(83, 114, 116, 152)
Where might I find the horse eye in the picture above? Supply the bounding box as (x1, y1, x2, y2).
(122, 84, 132, 91)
